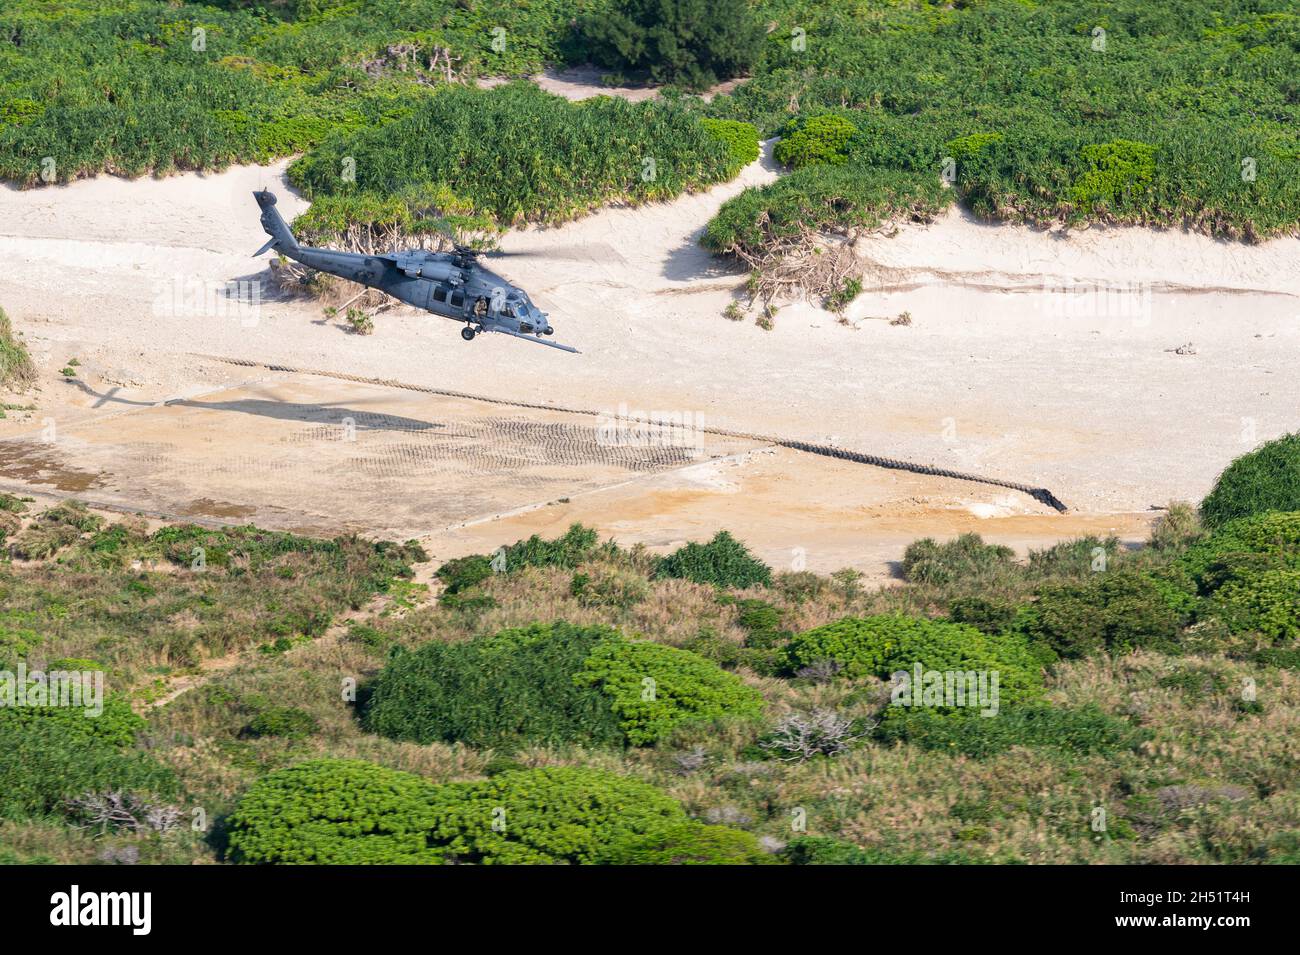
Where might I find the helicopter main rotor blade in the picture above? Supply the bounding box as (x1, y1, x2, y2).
(484, 242, 621, 262)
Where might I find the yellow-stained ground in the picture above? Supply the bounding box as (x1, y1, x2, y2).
(0, 367, 1153, 579)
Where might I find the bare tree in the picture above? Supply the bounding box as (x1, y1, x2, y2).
(760, 708, 870, 762)
(66, 792, 183, 834)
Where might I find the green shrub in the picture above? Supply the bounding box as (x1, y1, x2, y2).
(426, 767, 687, 864)
(0, 307, 35, 391)
(0, 692, 144, 749)
(0, 717, 175, 820)
(655, 531, 771, 588)
(733, 598, 790, 648)
(437, 526, 604, 605)
(1176, 512, 1300, 595)
(1015, 572, 1184, 658)
(877, 704, 1148, 758)
(784, 614, 1043, 706)
(293, 84, 737, 226)
(682, 628, 782, 677)
(435, 554, 493, 602)
(1068, 140, 1158, 208)
(363, 622, 626, 751)
(1026, 535, 1121, 577)
(599, 821, 775, 865)
(580, 0, 765, 90)
(576, 638, 766, 745)
(775, 114, 859, 169)
(901, 534, 1016, 585)
(1201, 435, 1300, 529)
(703, 162, 952, 260)
(245, 706, 319, 740)
(944, 132, 1004, 167)
(498, 523, 600, 571)
(1210, 568, 1300, 642)
(700, 118, 760, 175)
(947, 597, 1018, 635)
(226, 759, 441, 864)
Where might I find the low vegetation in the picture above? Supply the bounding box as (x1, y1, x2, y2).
(579, 0, 765, 90)
(0, 307, 36, 392)
(1200, 433, 1300, 529)
(1, 434, 1298, 864)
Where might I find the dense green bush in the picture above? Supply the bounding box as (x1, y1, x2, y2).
(1015, 572, 1184, 658)
(877, 704, 1149, 758)
(784, 614, 1043, 707)
(1209, 568, 1300, 642)
(0, 0, 587, 184)
(775, 114, 859, 169)
(654, 531, 772, 588)
(702, 162, 952, 260)
(1179, 512, 1300, 585)
(1068, 140, 1158, 208)
(599, 821, 774, 865)
(682, 627, 783, 677)
(576, 638, 765, 745)
(703, 0, 1300, 269)
(700, 118, 761, 175)
(496, 523, 601, 571)
(0, 688, 144, 749)
(731, 598, 791, 648)
(226, 759, 441, 864)
(363, 623, 626, 751)
(365, 620, 762, 749)
(435, 525, 608, 607)
(1201, 435, 1300, 529)
(0, 717, 176, 820)
(426, 767, 688, 864)
(292, 83, 737, 226)
(229, 763, 708, 866)
(580, 0, 765, 90)
(901, 534, 1016, 586)
(434, 554, 494, 601)
(946, 597, 1018, 635)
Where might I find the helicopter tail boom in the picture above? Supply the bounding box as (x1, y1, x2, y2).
(253, 190, 299, 255)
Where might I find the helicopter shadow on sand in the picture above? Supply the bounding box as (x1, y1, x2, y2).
(67, 381, 444, 434)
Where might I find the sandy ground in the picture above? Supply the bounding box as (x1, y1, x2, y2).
(1, 88, 1296, 572)
(0, 365, 1148, 579)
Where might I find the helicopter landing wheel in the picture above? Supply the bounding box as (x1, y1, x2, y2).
(461, 326, 476, 341)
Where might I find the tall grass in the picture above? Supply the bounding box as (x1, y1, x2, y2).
(0, 307, 36, 391)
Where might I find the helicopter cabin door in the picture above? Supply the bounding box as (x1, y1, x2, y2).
(430, 284, 449, 314)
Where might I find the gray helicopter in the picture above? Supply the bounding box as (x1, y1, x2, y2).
(253, 190, 577, 353)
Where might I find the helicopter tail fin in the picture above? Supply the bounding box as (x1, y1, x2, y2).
(252, 190, 299, 256)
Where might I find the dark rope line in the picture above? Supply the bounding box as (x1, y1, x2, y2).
(195, 353, 1069, 512)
